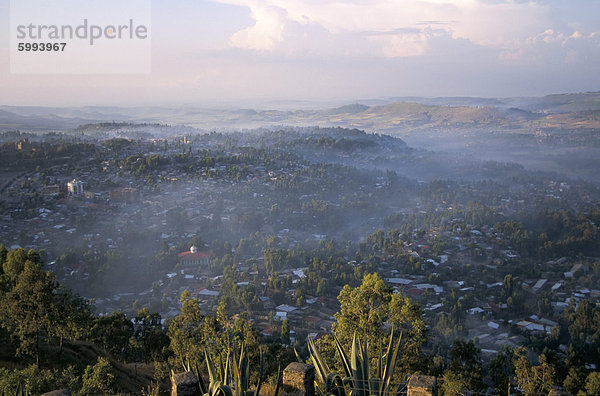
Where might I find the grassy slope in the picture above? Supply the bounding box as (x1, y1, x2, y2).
(0, 339, 154, 394)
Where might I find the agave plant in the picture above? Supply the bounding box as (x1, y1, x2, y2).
(2, 382, 26, 396)
(308, 330, 403, 396)
(6, 383, 25, 396)
(203, 344, 264, 396)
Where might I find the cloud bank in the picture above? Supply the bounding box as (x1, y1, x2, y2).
(213, 0, 599, 62)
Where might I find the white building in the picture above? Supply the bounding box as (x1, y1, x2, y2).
(67, 179, 85, 195)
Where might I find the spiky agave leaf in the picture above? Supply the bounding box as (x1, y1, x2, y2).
(380, 330, 402, 396)
(308, 337, 329, 396)
(255, 348, 264, 396)
(376, 341, 383, 382)
(196, 362, 209, 394)
(350, 334, 363, 396)
(325, 372, 346, 396)
(360, 336, 369, 390)
(231, 348, 240, 394)
(238, 343, 248, 392)
(349, 333, 372, 396)
(307, 336, 330, 387)
(273, 363, 282, 396)
(223, 350, 230, 386)
(205, 348, 218, 383)
(333, 333, 352, 379)
(294, 346, 304, 363)
(208, 380, 234, 396)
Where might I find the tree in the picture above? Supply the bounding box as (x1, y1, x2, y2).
(0, 244, 8, 269)
(316, 279, 326, 296)
(333, 273, 426, 374)
(564, 299, 600, 366)
(503, 274, 514, 297)
(88, 312, 133, 359)
(584, 371, 600, 396)
(281, 318, 290, 345)
(50, 287, 92, 354)
(167, 290, 204, 369)
(80, 357, 115, 394)
(134, 308, 169, 363)
(0, 365, 79, 395)
(563, 366, 587, 395)
(444, 339, 484, 393)
(440, 370, 469, 396)
(264, 249, 286, 275)
(513, 347, 555, 396)
(2, 248, 28, 282)
(489, 347, 514, 395)
(0, 260, 56, 366)
(335, 273, 386, 342)
(434, 312, 459, 342)
(231, 312, 259, 350)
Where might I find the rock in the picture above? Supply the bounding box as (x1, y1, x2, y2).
(408, 375, 437, 396)
(282, 362, 315, 396)
(41, 390, 71, 396)
(548, 390, 572, 396)
(171, 371, 202, 396)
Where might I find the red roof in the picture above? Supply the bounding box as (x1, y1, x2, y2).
(178, 251, 211, 259)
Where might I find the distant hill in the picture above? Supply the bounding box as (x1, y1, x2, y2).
(2, 91, 600, 133)
(520, 92, 600, 113)
(387, 96, 507, 108)
(356, 102, 501, 126)
(327, 103, 370, 115)
(0, 109, 97, 130)
(383, 92, 600, 113)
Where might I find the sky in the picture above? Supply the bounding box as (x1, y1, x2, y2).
(1, 0, 599, 107)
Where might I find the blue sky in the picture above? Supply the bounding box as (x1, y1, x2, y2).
(1, 0, 599, 106)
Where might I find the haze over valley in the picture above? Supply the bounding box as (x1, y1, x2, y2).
(1, 0, 600, 393)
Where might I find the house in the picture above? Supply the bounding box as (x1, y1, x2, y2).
(67, 179, 85, 195)
(109, 187, 138, 203)
(16, 138, 33, 151)
(42, 185, 60, 197)
(488, 321, 500, 330)
(533, 279, 547, 292)
(275, 304, 298, 313)
(303, 315, 322, 328)
(178, 245, 210, 267)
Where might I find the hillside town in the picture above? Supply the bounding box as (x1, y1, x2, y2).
(1, 128, 598, 370)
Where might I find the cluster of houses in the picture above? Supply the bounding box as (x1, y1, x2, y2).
(1, 135, 597, 357)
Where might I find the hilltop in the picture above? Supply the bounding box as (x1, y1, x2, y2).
(2, 91, 600, 131)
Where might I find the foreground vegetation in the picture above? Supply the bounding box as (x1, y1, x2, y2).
(1, 246, 600, 395)
(1, 123, 600, 394)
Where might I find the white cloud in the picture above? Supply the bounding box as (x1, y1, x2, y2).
(369, 31, 431, 58)
(498, 28, 600, 62)
(228, 1, 286, 50)
(211, 0, 560, 57)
